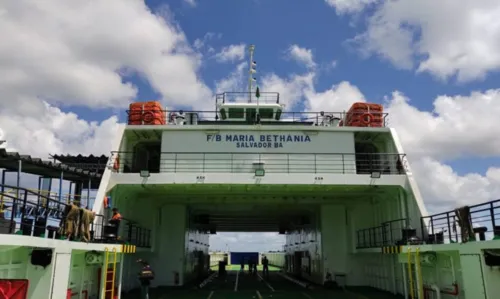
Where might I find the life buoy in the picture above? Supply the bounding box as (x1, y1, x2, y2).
(142, 111, 154, 124)
(103, 196, 109, 208)
(361, 113, 373, 125)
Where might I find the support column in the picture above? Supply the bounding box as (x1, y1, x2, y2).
(400, 189, 408, 227)
(16, 159, 22, 199)
(58, 171, 64, 203)
(73, 181, 82, 206)
(87, 179, 91, 209)
(0, 169, 5, 216)
(68, 182, 73, 203)
(117, 253, 125, 298)
(48, 250, 72, 299)
(1, 169, 5, 193)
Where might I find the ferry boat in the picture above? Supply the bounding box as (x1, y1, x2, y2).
(0, 45, 499, 299)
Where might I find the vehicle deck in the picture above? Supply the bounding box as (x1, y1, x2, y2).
(122, 266, 403, 299)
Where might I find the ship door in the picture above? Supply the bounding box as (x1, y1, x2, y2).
(460, 254, 486, 298)
(355, 143, 379, 174)
(132, 142, 161, 173)
(293, 251, 303, 277)
(195, 251, 205, 280)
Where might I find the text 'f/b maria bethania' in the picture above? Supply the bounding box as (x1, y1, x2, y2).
(206, 134, 312, 148)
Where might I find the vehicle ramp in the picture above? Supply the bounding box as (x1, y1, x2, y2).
(119, 267, 398, 299)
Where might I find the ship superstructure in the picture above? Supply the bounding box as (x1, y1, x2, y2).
(0, 45, 499, 299)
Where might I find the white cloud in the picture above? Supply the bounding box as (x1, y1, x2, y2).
(0, 1, 211, 110)
(325, 0, 380, 14)
(305, 81, 365, 112)
(329, 60, 338, 69)
(411, 157, 500, 213)
(0, 1, 216, 156)
(348, 0, 500, 82)
(193, 32, 222, 51)
(184, 0, 196, 7)
(210, 232, 285, 252)
(385, 90, 500, 160)
(0, 101, 123, 157)
(215, 62, 248, 93)
(286, 45, 316, 69)
(215, 44, 246, 63)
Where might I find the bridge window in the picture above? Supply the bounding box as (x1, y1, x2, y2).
(246, 108, 256, 123)
(219, 108, 227, 120)
(259, 108, 274, 119)
(275, 108, 282, 120)
(228, 108, 245, 119)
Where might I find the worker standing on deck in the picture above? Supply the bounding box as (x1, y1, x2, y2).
(248, 258, 254, 275)
(61, 202, 80, 240)
(110, 208, 122, 223)
(262, 255, 269, 278)
(137, 259, 155, 299)
(247, 258, 253, 274)
(80, 209, 96, 242)
(251, 257, 257, 275)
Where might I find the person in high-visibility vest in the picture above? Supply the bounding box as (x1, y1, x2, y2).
(111, 208, 122, 221)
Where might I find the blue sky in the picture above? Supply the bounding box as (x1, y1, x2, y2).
(1, 0, 500, 251)
(64, 0, 500, 131)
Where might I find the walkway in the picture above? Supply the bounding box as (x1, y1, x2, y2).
(122, 267, 403, 299)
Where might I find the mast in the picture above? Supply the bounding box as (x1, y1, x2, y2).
(248, 44, 256, 103)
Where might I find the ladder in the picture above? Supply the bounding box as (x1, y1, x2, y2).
(407, 247, 424, 299)
(103, 247, 118, 299)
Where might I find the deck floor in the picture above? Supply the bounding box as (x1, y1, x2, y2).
(122, 266, 403, 299)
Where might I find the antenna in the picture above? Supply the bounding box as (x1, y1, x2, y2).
(248, 44, 257, 103)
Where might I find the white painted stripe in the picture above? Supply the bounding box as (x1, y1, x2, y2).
(301, 292, 314, 299)
(234, 270, 239, 291)
(257, 273, 275, 291)
(344, 289, 371, 299)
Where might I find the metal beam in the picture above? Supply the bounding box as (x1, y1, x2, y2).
(58, 171, 64, 202)
(16, 159, 22, 199)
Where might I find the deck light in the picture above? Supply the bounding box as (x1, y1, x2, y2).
(140, 170, 150, 178)
(255, 169, 265, 177)
(370, 171, 381, 179)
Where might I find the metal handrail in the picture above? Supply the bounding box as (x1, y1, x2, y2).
(0, 184, 151, 247)
(110, 151, 407, 175)
(356, 218, 408, 248)
(125, 109, 390, 126)
(1, 186, 95, 207)
(420, 199, 500, 243)
(356, 225, 385, 248)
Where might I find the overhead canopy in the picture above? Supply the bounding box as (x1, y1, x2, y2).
(189, 204, 316, 232)
(112, 184, 402, 232)
(0, 149, 102, 182)
(50, 154, 108, 173)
